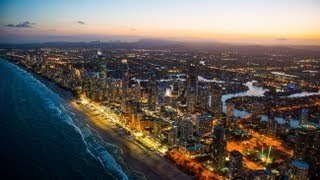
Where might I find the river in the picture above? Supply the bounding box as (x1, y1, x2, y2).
(220, 80, 318, 128)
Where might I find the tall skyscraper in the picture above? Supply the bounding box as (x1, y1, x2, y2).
(128, 100, 141, 127)
(186, 63, 197, 92)
(121, 71, 129, 113)
(229, 150, 243, 179)
(299, 108, 308, 125)
(212, 125, 227, 170)
(196, 114, 213, 136)
(121, 59, 129, 113)
(289, 159, 309, 180)
(99, 62, 108, 100)
(148, 71, 158, 111)
(186, 64, 198, 113)
(153, 119, 162, 137)
(157, 84, 166, 108)
(226, 101, 235, 129)
(248, 168, 274, 180)
(268, 113, 277, 136)
(294, 126, 313, 160)
(168, 122, 178, 146)
(197, 84, 210, 112)
(134, 81, 141, 101)
(210, 86, 222, 119)
(180, 118, 193, 143)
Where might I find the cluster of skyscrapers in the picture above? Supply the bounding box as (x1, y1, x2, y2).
(3, 49, 320, 179)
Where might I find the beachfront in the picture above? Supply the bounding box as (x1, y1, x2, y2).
(33, 69, 192, 179)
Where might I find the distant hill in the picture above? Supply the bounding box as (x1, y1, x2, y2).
(1, 38, 319, 56)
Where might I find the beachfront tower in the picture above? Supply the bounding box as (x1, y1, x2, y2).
(121, 59, 129, 113)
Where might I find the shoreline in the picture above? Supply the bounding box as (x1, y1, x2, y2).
(5, 59, 192, 180)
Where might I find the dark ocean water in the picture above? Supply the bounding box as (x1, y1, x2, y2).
(0, 59, 127, 179)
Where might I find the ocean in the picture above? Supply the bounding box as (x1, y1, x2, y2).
(0, 58, 129, 179)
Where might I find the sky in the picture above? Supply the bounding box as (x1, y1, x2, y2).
(0, 0, 320, 44)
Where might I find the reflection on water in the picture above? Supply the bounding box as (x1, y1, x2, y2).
(221, 80, 300, 128)
(288, 91, 320, 98)
(222, 80, 268, 112)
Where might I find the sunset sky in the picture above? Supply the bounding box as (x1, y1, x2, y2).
(1, 0, 319, 44)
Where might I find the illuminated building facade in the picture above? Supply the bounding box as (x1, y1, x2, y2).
(195, 114, 213, 136)
(299, 108, 308, 125)
(210, 86, 222, 119)
(226, 101, 235, 129)
(294, 126, 313, 160)
(212, 125, 226, 170)
(289, 159, 309, 180)
(186, 63, 198, 113)
(121, 59, 129, 113)
(179, 118, 193, 143)
(148, 71, 158, 111)
(248, 168, 274, 180)
(228, 150, 243, 179)
(167, 123, 178, 146)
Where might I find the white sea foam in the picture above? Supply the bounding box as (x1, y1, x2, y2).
(2, 59, 128, 180)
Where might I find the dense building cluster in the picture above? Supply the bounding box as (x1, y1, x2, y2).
(1, 45, 319, 179)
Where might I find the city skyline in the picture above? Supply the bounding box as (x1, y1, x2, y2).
(1, 1, 320, 179)
(1, 0, 320, 45)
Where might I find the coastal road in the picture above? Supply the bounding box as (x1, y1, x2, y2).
(71, 101, 193, 180)
(17, 64, 192, 180)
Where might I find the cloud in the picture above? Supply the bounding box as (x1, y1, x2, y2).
(130, 28, 137, 32)
(5, 21, 35, 28)
(275, 38, 288, 41)
(76, 21, 85, 25)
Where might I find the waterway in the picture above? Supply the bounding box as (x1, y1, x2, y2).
(221, 80, 308, 128)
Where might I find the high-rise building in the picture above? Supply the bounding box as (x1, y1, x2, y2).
(135, 113, 143, 131)
(226, 101, 235, 128)
(299, 108, 308, 125)
(121, 59, 129, 113)
(186, 63, 197, 92)
(180, 118, 193, 143)
(153, 119, 162, 137)
(248, 168, 274, 180)
(128, 100, 141, 128)
(195, 114, 213, 136)
(157, 84, 166, 108)
(187, 93, 197, 113)
(134, 81, 141, 101)
(212, 125, 226, 170)
(99, 63, 108, 100)
(229, 150, 243, 179)
(168, 122, 178, 146)
(197, 85, 210, 112)
(210, 86, 222, 119)
(148, 71, 158, 111)
(268, 113, 277, 136)
(289, 159, 309, 180)
(121, 71, 129, 113)
(186, 64, 198, 113)
(294, 126, 314, 160)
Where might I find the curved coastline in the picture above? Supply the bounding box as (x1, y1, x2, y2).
(1, 58, 191, 180)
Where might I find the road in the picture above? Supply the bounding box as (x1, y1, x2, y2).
(71, 101, 193, 180)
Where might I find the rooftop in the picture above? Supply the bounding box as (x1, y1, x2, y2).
(292, 160, 309, 170)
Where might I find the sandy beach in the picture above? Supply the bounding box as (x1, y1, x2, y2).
(31, 70, 192, 180)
